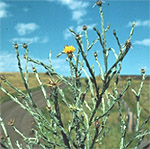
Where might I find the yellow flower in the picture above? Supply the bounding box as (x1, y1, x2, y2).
(64, 45, 75, 54)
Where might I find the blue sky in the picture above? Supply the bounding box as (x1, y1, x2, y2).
(0, 0, 150, 76)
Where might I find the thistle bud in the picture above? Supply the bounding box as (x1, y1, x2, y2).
(113, 30, 116, 36)
(46, 106, 51, 112)
(32, 67, 36, 72)
(141, 68, 145, 74)
(94, 52, 98, 57)
(67, 53, 73, 59)
(96, 0, 102, 6)
(23, 43, 28, 49)
(75, 34, 81, 40)
(14, 44, 18, 49)
(83, 25, 87, 31)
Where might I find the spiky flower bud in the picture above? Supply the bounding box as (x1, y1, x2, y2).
(83, 25, 87, 31)
(141, 68, 145, 74)
(113, 30, 116, 36)
(96, 0, 102, 6)
(67, 53, 73, 59)
(46, 106, 51, 112)
(14, 44, 18, 49)
(32, 67, 36, 72)
(94, 52, 98, 57)
(75, 34, 81, 40)
(23, 43, 28, 49)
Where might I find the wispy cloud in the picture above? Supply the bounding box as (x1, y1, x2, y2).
(0, 1, 9, 18)
(11, 36, 49, 44)
(72, 10, 87, 24)
(133, 38, 150, 46)
(0, 51, 69, 75)
(15, 23, 39, 36)
(12, 37, 39, 43)
(127, 20, 150, 27)
(47, 0, 89, 24)
(41, 36, 49, 43)
(63, 23, 97, 40)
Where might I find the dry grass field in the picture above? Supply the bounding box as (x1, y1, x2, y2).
(0, 72, 50, 99)
(0, 73, 149, 148)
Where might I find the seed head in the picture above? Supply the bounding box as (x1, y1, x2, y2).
(23, 43, 28, 49)
(83, 25, 87, 31)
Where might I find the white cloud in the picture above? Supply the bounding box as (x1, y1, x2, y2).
(48, 0, 89, 24)
(0, 51, 70, 75)
(11, 36, 48, 44)
(0, 1, 8, 18)
(0, 52, 19, 72)
(128, 20, 150, 27)
(133, 38, 150, 46)
(12, 37, 39, 44)
(66, 0, 89, 10)
(72, 10, 86, 24)
(15, 23, 39, 36)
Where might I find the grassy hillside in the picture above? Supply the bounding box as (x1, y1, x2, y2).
(0, 73, 149, 148)
(0, 72, 50, 101)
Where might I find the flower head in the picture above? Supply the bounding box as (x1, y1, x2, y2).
(64, 45, 75, 54)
